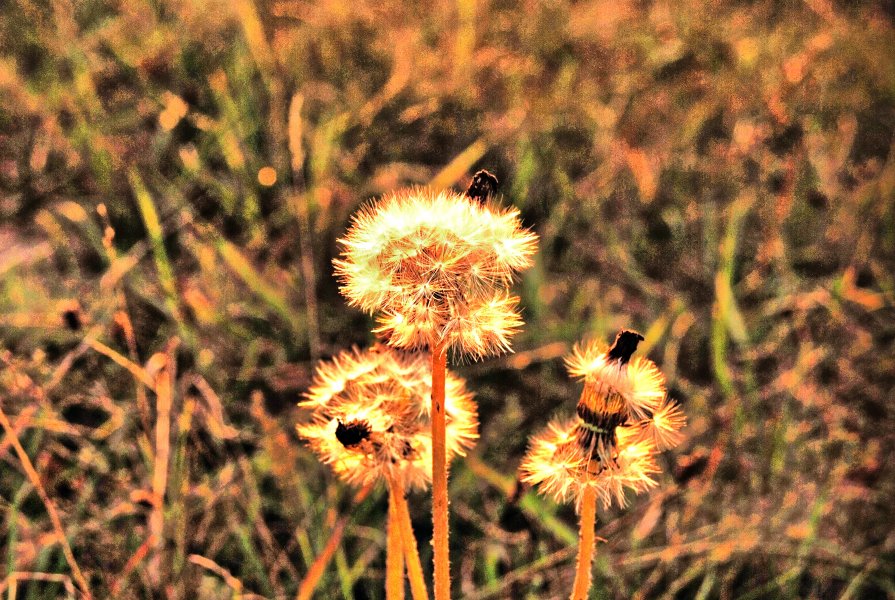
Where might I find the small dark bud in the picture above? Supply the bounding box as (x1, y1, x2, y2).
(464, 169, 499, 203)
(62, 309, 82, 332)
(606, 330, 644, 364)
(335, 419, 371, 448)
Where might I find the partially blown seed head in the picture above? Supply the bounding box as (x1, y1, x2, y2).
(297, 346, 479, 490)
(520, 330, 686, 509)
(334, 188, 538, 359)
(520, 420, 661, 508)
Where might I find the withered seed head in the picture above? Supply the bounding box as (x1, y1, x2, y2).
(520, 330, 686, 509)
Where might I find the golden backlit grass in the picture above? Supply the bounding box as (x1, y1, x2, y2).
(1, 0, 894, 598)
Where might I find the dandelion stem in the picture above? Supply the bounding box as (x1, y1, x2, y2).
(431, 344, 450, 600)
(386, 493, 405, 600)
(570, 485, 598, 600)
(389, 476, 429, 600)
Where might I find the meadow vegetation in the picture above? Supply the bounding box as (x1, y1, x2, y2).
(1, 0, 893, 597)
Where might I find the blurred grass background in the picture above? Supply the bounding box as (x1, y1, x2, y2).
(1, 0, 894, 598)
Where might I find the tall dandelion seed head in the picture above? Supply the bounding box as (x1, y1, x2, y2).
(520, 330, 686, 509)
(334, 188, 538, 359)
(297, 346, 479, 490)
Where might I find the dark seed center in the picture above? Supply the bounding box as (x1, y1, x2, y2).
(335, 419, 372, 448)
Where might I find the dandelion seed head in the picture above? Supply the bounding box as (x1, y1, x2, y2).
(334, 188, 538, 358)
(521, 330, 685, 509)
(297, 346, 478, 490)
(520, 418, 660, 509)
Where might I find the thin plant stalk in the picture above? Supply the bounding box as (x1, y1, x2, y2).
(386, 497, 405, 600)
(570, 485, 598, 600)
(295, 484, 372, 600)
(0, 404, 92, 600)
(389, 475, 429, 600)
(430, 344, 449, 600)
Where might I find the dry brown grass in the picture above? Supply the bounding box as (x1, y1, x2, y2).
(1, 0, 893, 597)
